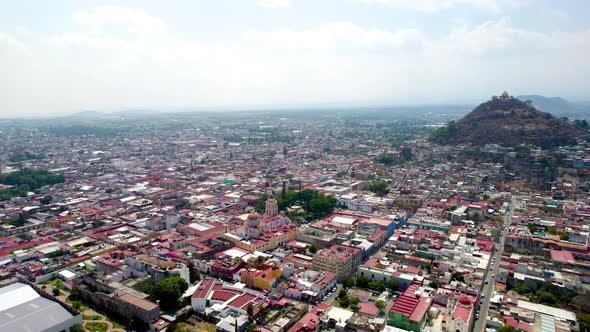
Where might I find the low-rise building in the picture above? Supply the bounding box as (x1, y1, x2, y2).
(388, 284, 433, 332)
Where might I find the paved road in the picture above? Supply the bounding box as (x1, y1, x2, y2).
(472, 197, 515, 332)
(325, 283, 341, 305)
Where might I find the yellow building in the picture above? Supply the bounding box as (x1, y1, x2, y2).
(240, 267, 282, 290)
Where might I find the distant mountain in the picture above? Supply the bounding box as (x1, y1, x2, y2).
(517, 95, 590, 118)
(69, 110, 104, 118)
(431, 92, 588, 148)
(66, 109, 161, 119)
(516, 95, 572, 114)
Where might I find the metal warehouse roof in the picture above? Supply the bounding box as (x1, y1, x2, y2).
(0, 283, 76, 332)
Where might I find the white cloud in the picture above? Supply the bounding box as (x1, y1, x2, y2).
(426, 17, 590, 56)
(245, 22, 421, 50)
(73, 6, 164, 34)
(256, 0, 292, 9)
(48, 33, 120, 49)
(2, 5, 590, 117)
(0, 31, 30, 56)
(359, 0, 526, 12)
(0, 31, 27, 52)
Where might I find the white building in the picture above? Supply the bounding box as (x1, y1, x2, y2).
(0, 282, 82, 332)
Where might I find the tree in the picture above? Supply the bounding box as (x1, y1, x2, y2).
(426, 311, 434, 324)
(152, 276, 188, 309)
(247, 303, 254, 320)
(72, 301, 81, 311)
(52, 287, 60, 296)
(0, 168, 65, 202)
(527, 224, 538, 233)
(8, 151, 44, 162)
(546, 226, 558, 235)
(513, 282, 528, 295)
(254, 194, 268, 213)
(308, 196, 337, 220)
(54, 279, 63, 289)
(133, 277, 155, 295)
(70, 323, 84, 332)
(451, 273, 465, 282)
(368, 281, 385, 292)
(470, 211, 482, 222)
(258, 306, 270, 321)
(429, 280, 441, 289)
(356, 275, 370, 289)
(308, 243, 318, 254)
(41, 195, 52, 205)
(375, 299, 386, 311)
(343, 275, 356, 289)
(498, 324, 515, 332)
(18, 184, 30, 197)
(376, 154, 396, 165)
(338, 297, 350, 308)
(559, 232, 569, 241)
(363, 181, 390, 197)
(8, 213, 28, 227)
(254, 189, 337, 220)
(188, 261, 199, 284)
(338, 289, 347, 299)
(388, 279, 399, 292)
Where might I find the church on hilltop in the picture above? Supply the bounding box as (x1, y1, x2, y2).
(492, 90, 513, 101)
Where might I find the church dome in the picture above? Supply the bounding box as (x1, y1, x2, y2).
(458, 296, 472, 305)
(248, 212, 260, 221)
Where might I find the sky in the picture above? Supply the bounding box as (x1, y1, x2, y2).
(0, 0, 589, 117)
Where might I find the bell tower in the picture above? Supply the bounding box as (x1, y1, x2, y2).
(265, 191, 279, 217)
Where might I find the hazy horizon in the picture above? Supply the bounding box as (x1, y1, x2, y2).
(1, 0, 589, 117)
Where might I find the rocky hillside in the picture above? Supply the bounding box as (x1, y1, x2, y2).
(431, 92, 588, 148)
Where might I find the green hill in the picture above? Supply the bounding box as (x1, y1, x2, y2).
(432, 92, 588, 148)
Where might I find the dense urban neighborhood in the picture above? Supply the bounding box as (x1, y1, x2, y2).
(1, 97, 590, 332)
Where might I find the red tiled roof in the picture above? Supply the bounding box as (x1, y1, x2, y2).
(229, 293, 256, 309)
(367, 229, 386, 240)
(211, 290, 238, 301)
(288, 304, 329, 332)
(364, 258, 380, 268)
(452, 306, 471, 323)
(358, 302, 379, 316)
(403, 266, 420, 274)
(550, 250, 576, 265)
(0, 238, 54, 257)
(261, 215, 283, 224)
(192, 279, 215, 299)
(390, 284, 432, 323)
(193, 278, 265, 312)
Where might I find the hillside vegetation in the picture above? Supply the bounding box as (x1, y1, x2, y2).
(432, 95, 588, 148)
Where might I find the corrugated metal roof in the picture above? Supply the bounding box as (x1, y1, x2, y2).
(540, 314, 555, 332)
(0, 283, 40, 311)
(0, 283, 76, 332)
